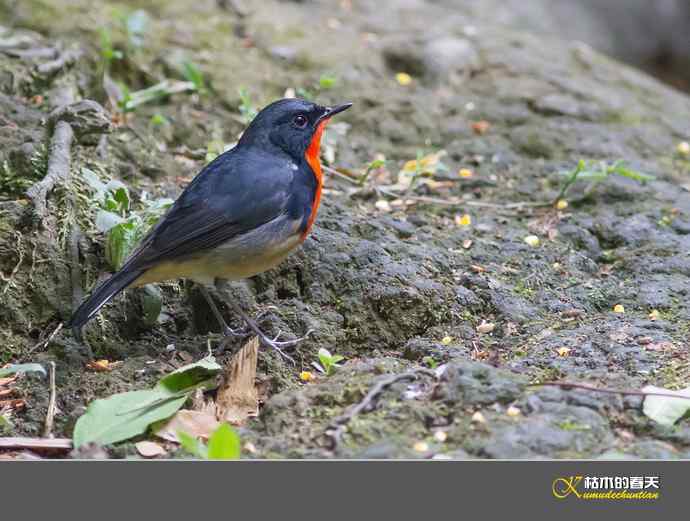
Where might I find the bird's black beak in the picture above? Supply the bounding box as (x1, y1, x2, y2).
(318, 102, 352, 122)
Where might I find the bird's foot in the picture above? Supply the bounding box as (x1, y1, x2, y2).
(256, 329, 315, 365)
(220, 308, 276, 337)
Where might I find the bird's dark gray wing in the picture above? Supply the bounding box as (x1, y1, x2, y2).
(128, 148, 295, 269)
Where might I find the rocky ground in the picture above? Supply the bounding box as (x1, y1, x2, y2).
(1, 0, 689, 459)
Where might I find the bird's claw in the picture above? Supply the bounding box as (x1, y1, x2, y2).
(258, 328, 315, 365)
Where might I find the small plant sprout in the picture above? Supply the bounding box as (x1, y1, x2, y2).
(178, 423, 241, 460)
(238, 87, 258, 125)
(312, 348, 345, 376)
(555, 159, 655, 203)
(182, 61, 207, 95)
(358, 157, 386, 186)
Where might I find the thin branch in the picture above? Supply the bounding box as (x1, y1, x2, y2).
(24, 322, 63, 359)
(42, 362, 57, 438)
(375, 186, 550, 210)
(532, 381, 690, 400)
(0, 437, 72, 451)
(322, 164, 361, 185)
(323, 368, 437, 450)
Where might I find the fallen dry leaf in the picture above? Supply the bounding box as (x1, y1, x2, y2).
(154, 409, 220, 443)
(215, 337, 259, 425)
(135, 440, 167, 458)
(471, 120, 491, 135)
(556, 347, 571, 357)
(85, 359, 121, 372)
(476, 321, 495, 334)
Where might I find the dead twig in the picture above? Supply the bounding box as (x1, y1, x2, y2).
(0, 436, 72, 451)
(42, 362, 57, 438)
(376, 186, 550, 210)
(323, 368, 437, 450)
(24, 322, 63, 359)
(322, 164, 361, 185)
(532, 381, 690, 400)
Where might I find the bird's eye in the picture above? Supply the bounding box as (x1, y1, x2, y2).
(293, 114, 308, 128)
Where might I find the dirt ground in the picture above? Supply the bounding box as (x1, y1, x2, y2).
(1, 0, 690, 459)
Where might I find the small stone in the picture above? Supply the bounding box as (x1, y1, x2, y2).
(413, 441, 429, 452)
(523, 235, 540, 248)
(476, 321, 495, 334)
(471, 411, 486, 424)
(462, 239, 473, 249)
(506, 406, 521, 417)
(433, 431, 448, 442)
(375, 199, 391, 212)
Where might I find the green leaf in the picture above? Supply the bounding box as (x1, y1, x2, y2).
(105, 220, 139, 270)
(95, 210, 125, 233)
(73, 355, 222, 448)
(112, 186, 130, 213)
(158, 355, 222, 393)
(178, 430, 208, 458)
(609, 164, 655, 183)
(0, 363, 46, 378)
(318, 74, 337, 89)
(141, 284, 163, 326)
(642, 386, 690, 426)
(73, 388, 186, 447)
(182, 61, 206, 94)
(207, 423, 240, 460)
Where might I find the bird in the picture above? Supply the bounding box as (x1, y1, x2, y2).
(68, 98, 352, 363)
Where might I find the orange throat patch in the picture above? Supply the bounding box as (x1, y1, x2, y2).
(302, 118, 329, 240)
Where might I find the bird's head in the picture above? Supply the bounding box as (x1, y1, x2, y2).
(238, 98, 352, 165)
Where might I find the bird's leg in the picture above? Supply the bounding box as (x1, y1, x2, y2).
(225, 299, 313, 365)
(198, 286, 243, 337)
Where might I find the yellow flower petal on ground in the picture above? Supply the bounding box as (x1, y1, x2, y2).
(458, 168, 473, 178)
(299, 371, 315, 382)
(523, 235, 540, 247)
(395, 72, 412, 86)
(556, 347, 571, 357)
(456, 214, 472, 226)
(441, 335, 452, 345)
(613, 304, 625, 313)
(677, 141, 690, 156)
(649, 309, 660, 321)
(556, 199, 568, 210)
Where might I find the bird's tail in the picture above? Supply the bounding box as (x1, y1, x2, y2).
(68, 268, 144, 331)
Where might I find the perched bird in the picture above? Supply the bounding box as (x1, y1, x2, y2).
(68, 98, 352, 362)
